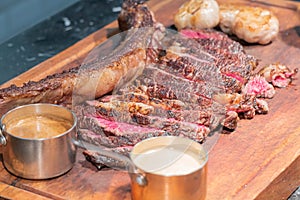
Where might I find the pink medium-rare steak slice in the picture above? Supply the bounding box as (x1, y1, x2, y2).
(166, 29, 258, 93)
(78, 116, 167, 146)
(77, 100, 211, 144)
(83, 99, 215, 127)
(80, 114, 209, 144)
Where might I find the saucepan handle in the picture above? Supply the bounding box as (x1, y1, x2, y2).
(0, 124, 7, 146)
(72, 133, 147, 186)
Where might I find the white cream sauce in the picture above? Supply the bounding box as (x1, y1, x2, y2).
(133, 146, 206, 176)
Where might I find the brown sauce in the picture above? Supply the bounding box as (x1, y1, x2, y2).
(6, 115, 73, 139)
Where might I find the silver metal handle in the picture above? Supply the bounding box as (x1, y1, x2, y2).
(0, 125, 7, 145)
(131, 172, 148, 186)
(73, 133, 148, 186)
(77, 140, 149, 186)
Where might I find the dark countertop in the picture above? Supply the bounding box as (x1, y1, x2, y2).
(0, 0, 299, 199)
(0, 0, 122, 85)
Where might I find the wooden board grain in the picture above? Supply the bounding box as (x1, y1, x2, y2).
(0, 182, 52, 200)
(0, 0, 299, 199)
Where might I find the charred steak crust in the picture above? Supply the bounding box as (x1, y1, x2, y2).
(118, 0, 155, 31)
(0, 47, 147, 116)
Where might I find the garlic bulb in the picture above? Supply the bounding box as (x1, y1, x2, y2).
(219, 4, 279, 44)
(174, 0, 220, 30)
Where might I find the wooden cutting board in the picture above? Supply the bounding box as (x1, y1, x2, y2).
(0, 0, 299, 199)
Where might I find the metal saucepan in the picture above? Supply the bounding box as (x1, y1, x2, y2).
(129, 136, 208, 200)
(0, 103, 77, 179)
(0, 103, 208, 200)
(76, 134, 208, 200)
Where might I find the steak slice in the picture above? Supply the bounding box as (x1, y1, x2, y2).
(180, 29, 244, 54)
(79, 115, 167, 146)
(85, 99, 215, 126)
(115, 66, 224, 110)
(78, 134, 133, 170)
(82, 147, 132, 170)
(174, 29, 258, 93)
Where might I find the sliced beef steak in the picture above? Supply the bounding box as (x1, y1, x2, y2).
(78, 116, 167, 146)
(177, 29, 258, 93)
(76, 1, 273, 168)
(0, 0, 269, 169)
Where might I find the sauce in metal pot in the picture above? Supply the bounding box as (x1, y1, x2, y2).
(133, 146, 206, 176)
(6, 115, 72, 139)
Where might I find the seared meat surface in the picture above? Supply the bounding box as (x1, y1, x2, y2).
(118, 0, 156, 31)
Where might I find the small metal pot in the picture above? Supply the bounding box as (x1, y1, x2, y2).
(0, 104, 77, 179)
(129, 136, 208, 200)
(75, 135, 208, 200)
(76, 135, 208, 200)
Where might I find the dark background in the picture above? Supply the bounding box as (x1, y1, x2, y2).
(0, 0, 122, 84)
